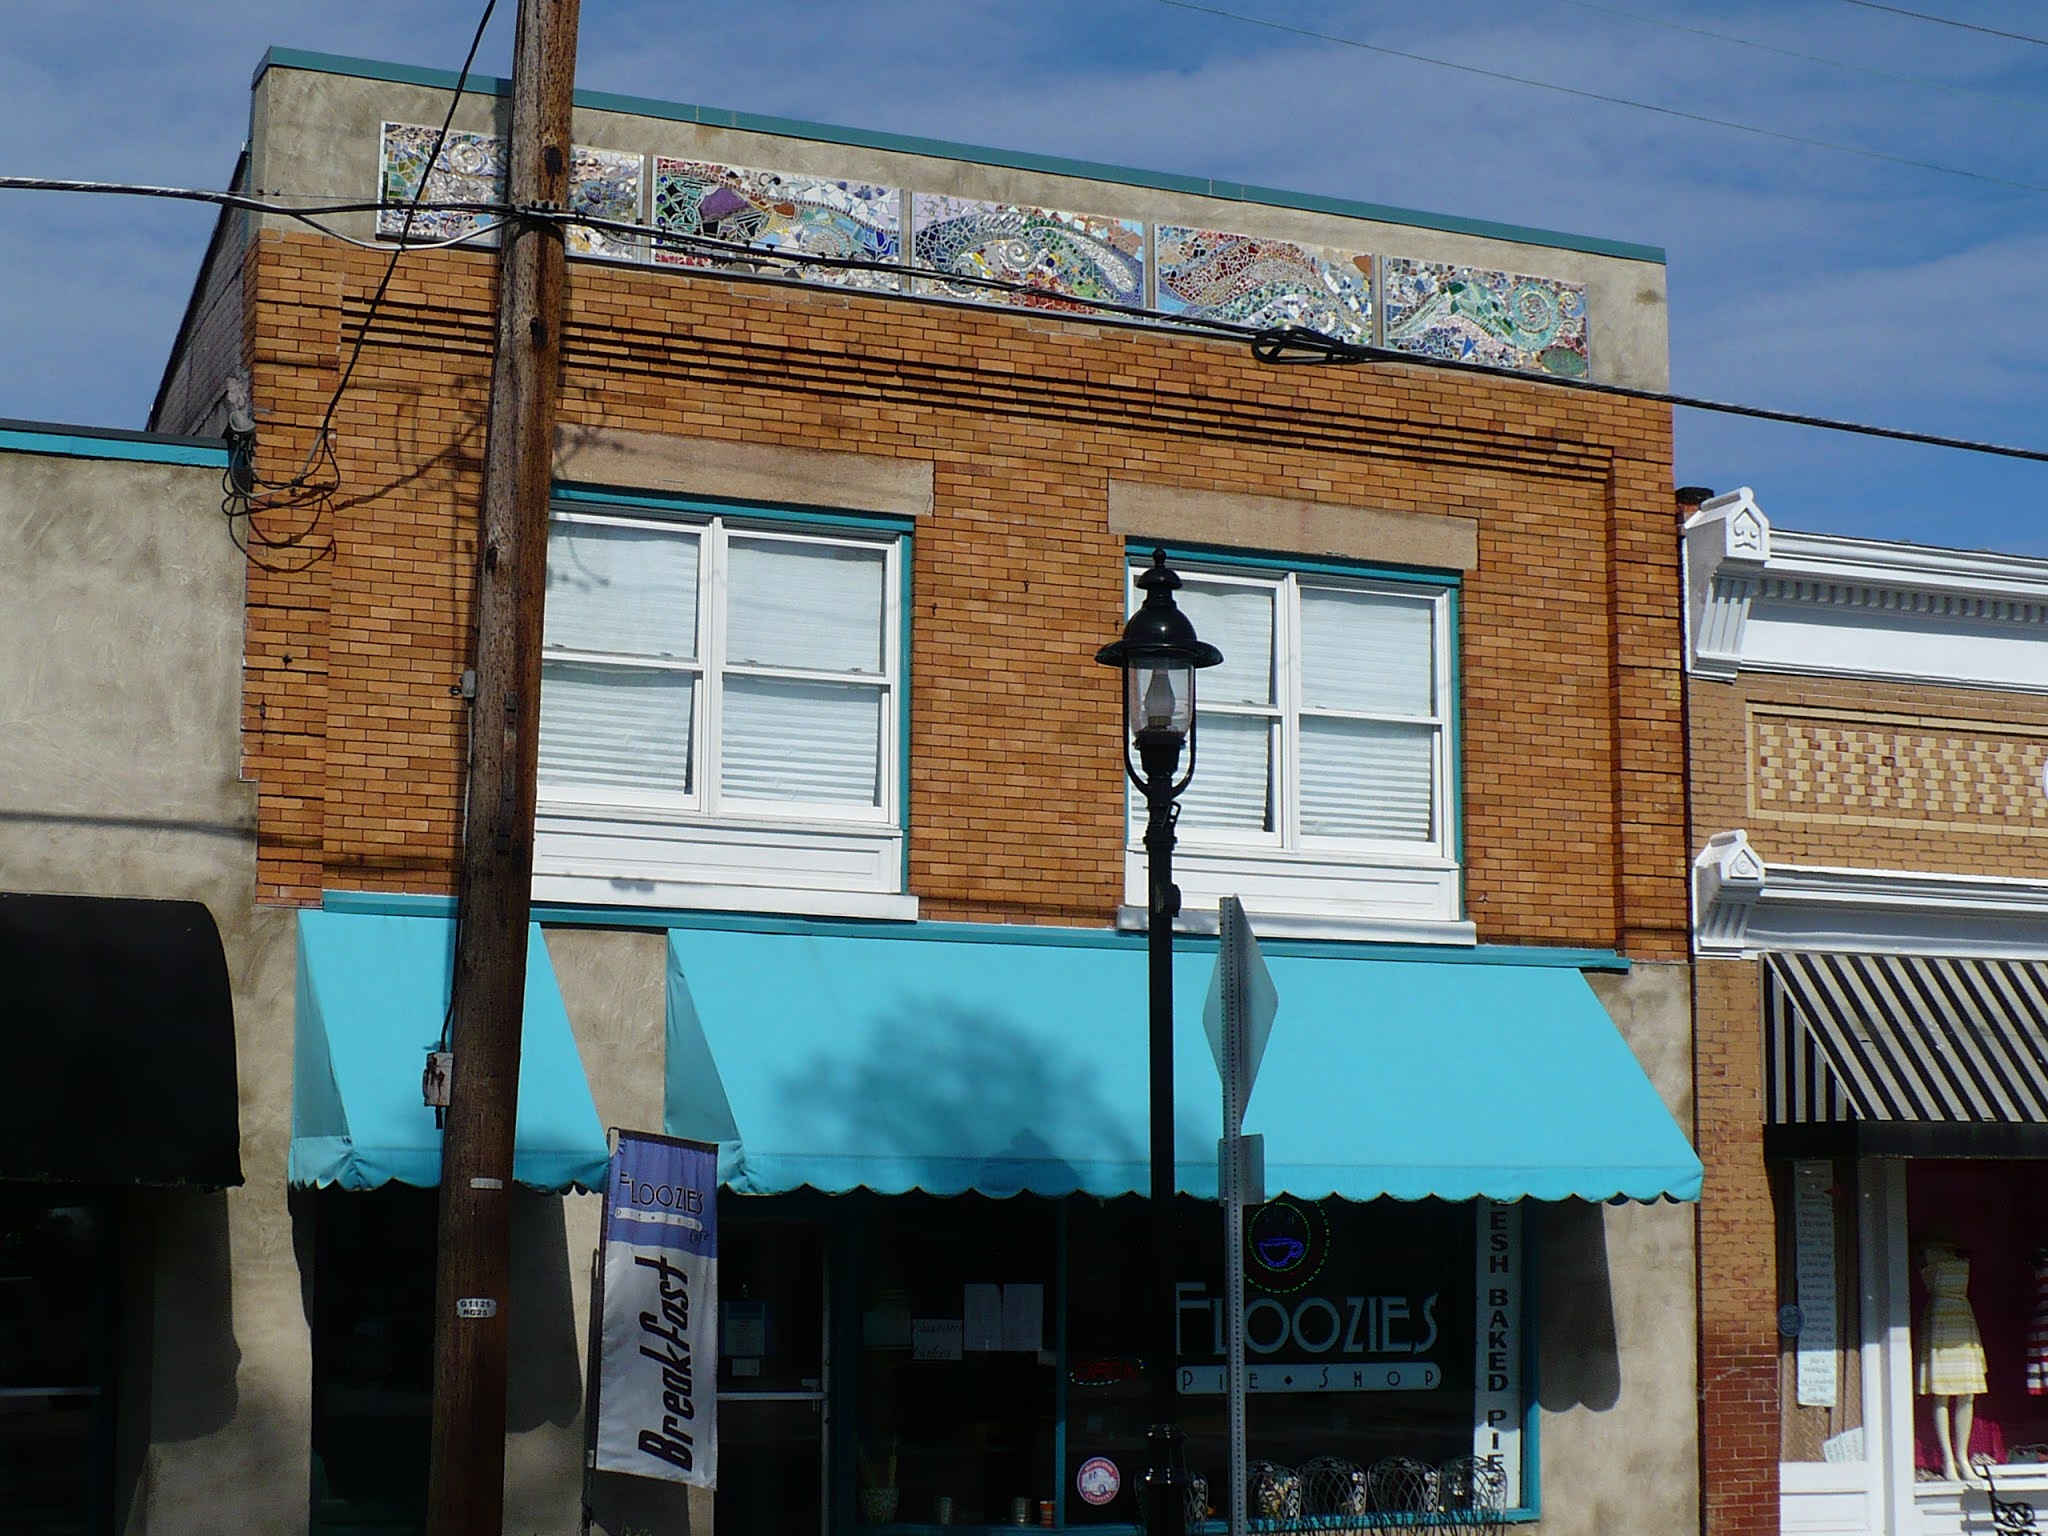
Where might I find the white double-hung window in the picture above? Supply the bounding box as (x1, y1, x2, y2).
(1126, 555, 1465, 938)
(532, 498, 910, 917)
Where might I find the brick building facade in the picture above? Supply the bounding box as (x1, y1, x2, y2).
(1687, 488, 2048, 1536)
(114, 47, 1703, 1536)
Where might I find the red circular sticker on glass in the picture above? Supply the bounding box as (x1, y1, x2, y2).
(1077, 1456, 1121, 1506)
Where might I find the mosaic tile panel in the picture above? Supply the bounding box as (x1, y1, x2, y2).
(910, 194, 1144, 313)
(651, 160, 901, 287)
(565, 147, 646, 261)
(1155, 227, 1373, 344)
(1383, 258, 1588, 377)
(378, 124, 644, 260)
(1751, 709, 2048, 832)
(379, 124, 504, 243)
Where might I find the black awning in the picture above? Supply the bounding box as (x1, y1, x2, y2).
(0, 893, 243, 1187)
(1765, 952, 2048, 1159)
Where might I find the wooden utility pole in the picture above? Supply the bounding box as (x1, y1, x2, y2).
(426, 2, 580, 1533)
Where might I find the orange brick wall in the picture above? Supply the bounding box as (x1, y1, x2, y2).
(238, 230, 1684, 955)
(1689, 664, 2048, 1534)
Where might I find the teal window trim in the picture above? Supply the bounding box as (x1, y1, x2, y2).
(1125, 541, 1464, 881)
(552, 482, 918, 537)
(900, 538, 915, 893)
(542, 486, 914, 851)
(1447, 585, 1467, 877)
(316, 893, 1630, 971)
(1143, 539, 1462, 591)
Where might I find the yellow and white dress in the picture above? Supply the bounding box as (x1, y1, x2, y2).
(1917, 1251, 1989, 1397)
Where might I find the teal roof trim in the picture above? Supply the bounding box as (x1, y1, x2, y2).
(290, 910, 610, 1192)
(0, 420, 228, 467)
(664, 927, 1698, 1202)
(254, 48, 1664, 264)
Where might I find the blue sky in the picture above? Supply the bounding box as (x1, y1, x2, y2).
(4, 1, 2045, 551)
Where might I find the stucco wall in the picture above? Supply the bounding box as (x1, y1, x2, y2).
(1543, 960, 1700, 1536)
(0, 442, 305, 1535)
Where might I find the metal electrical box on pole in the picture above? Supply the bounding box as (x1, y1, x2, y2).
(1201, 896, 1277, 1536)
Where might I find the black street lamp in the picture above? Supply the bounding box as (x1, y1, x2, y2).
(1097, 547, 1222, 1536)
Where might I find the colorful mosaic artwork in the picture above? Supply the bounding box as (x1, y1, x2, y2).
(651, 160, 901, 287)
(1382, 258, 1589, 377)
(1155, 226, 1372, 343)
(565, 147, 646, 262)
(378, 124, 644, 260)
(910, 194, 1144, 313)
(379, 124, 504, 243)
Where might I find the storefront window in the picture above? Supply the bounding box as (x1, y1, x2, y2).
(854, 1195, 1058, 1528)
(718, 1213, 826, 1531)
(1905, 1162, 2048, 1477)
(738, 1191, 1525, 1530)
(309, 1188, 436, 1535)
(1066, 1196, 1510, 1527)
(0, 1191, 115, 1536)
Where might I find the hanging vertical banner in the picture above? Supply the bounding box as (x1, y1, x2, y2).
(594, 1131, 719, 1487)
(1472, 1201, 1521, 1504)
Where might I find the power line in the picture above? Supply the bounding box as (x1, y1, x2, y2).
(1839, 1, 2048, 48)
(544, 206, 2048, 464)
(1147, 0, 2048, 194)
(6, 178, 2045, 466)
(0, 177, 507, 251)
(1248, 326, 2048, 465)
(1552, 0, 2048, 114)
(314, 0, 501, 489)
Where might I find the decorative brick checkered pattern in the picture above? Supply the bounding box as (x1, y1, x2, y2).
(1752, 707, 2048, 832)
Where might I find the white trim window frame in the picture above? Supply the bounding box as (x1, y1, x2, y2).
(539, 505, 903, 833)
(1125, 556, 1463, 935)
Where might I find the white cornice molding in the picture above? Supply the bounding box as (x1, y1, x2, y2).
(1683, 488, 1770, 681)
(1692, 829, 2048, 959)
(1682, 488, 2048, 688)
(1763, 529, 2048, 609)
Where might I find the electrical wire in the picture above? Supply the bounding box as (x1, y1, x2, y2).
(1146, 0, 2048, 194)
(6, 178, 2045, 466)
(13, 167, 2044, 465)
(0, 177, 513, 251)
(314, 0, 500, 489)
(522, 204, 2048, 464)
(1248, 325, 2048, 464)
(1550, 0, 2048, 114)
(1838, 1, 2048, 48)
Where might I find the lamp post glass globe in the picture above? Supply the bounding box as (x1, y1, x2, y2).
(1128, 660, 1195, 743)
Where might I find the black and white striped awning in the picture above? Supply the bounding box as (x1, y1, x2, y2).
(1766, 953, 2048, 1158)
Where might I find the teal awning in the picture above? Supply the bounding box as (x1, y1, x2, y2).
(292, 911, 610, 1193)
(664, 926, 1701, 1203)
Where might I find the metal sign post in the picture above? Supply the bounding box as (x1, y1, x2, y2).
(1202, 897, 1277, 1536)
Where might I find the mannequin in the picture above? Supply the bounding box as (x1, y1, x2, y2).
(1917, 1240, 1988, 1482)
